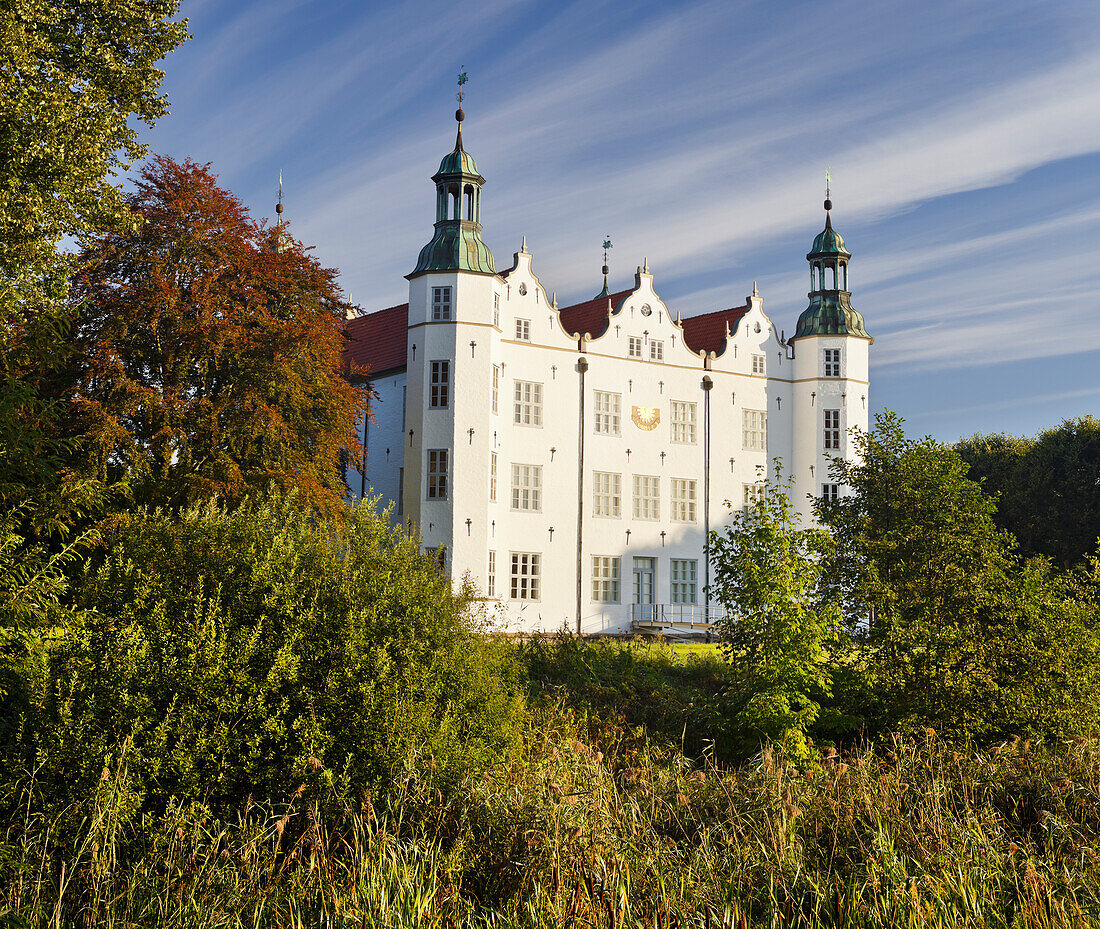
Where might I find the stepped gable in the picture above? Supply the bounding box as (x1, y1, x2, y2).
(344, 302, 409, 377)
(679, 304, 749, 356)
(557, 289, 632, 339)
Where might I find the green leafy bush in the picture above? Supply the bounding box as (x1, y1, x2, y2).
(32, 494, 525, 816)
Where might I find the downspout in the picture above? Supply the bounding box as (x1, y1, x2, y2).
(702, 374, 713, 623)
(576, 355, 588, 635)
(360, 382, 370, 500)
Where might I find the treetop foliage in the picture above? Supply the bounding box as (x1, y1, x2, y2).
(957, 416, 1100, 568)
(67, 156, 368, 515)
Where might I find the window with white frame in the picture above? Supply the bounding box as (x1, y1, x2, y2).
(671, 478, 697, 521)
(593, 471, 622, 517)
(752, 353, 766, 375)
(632, 474, 660, 520)
(650, 340, 664, 361)
(628, 336, 643, 358)
(743, 483, 765, 508)
(511, 463, 542, 511)
(487, 550, 496, 598)
(489, 452, 498, 502)
(824, 409, 841, 450)
(670, 400, 697, 444)
(515, 318, 530, 341)
(510, 552, 540, 600)
(432, 286, 451, 321)
(821, 483, 839, 504)
(594, 391, 621, 435)
(493, 294, 500, 328)
(427, 449, 448, 499)
(491, 364, 500, 414)
(429, 360, 449, 408)
(742, 409, 767, 450)
(823, 348, 841, 377)
(591, 556, 621, 602)
(513, 380, 543, 427)
(670, 559, 697, 604)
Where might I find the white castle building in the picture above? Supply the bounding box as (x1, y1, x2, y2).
(345, 110, 872, 634)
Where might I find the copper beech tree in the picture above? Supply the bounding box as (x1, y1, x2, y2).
(68, 156, 366, 515)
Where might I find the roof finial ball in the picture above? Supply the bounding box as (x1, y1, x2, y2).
(824, 166, 832, 213)
(456, 66, 468, 123)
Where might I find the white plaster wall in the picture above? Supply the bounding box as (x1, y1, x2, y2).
(355, 250, 866, 635)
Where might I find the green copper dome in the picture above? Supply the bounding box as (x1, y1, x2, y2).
(408, 120, 497, 278)
(793, 292, 870, 339)
(411, 222, 496, 275)
(807, 214, 851, 259)
(436, 146, 481, 179)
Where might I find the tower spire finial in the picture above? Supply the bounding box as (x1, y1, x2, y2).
(276, 170, 284, 220)
(599, 236, 612, 297)
(454, 66, 468, 149)
(824, 166, 832, 214)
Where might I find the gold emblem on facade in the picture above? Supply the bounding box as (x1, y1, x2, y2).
(631, 406, 660, 430)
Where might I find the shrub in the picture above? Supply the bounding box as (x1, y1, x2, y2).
(33, 493, 526, 816)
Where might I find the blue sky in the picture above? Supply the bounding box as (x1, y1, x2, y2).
(141, 0, 1100, 443)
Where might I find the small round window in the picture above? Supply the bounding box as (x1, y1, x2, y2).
(640, 304, 652, 317)
(754, 322, 761, 333)
(518, 283, 527, 296)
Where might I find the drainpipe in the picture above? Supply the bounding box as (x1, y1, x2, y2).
(360, 383, 370, 500)
(576, 356, 588, 636)
(702, 374, 713, 623)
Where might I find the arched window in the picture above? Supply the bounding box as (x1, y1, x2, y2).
(826, 264, 835, 289)
(450, 187, 461, 220)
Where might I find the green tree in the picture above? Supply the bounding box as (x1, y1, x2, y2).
(709, 470, 841, 761)
(957, 417, 1100, 568)
(66, 156, 366, 515)
(823, 411, 1100, 739)
(0, 0, 187, 532)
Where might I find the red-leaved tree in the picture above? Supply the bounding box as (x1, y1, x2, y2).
(67, 156, 366, 515)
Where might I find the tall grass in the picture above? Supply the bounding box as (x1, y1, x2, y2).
(4, 712, 1099, 927)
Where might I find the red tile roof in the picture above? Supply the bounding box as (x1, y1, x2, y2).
(679, 304, 749, 356)
(558, 289, 633, 339)
(344, 303, 409, 378)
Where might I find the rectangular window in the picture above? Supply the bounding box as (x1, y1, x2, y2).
(670, 559, 697, 604)
(593, 391, 621, 435)
(593, 471, 622, 517)
(743, 482, 765, 508)
(489, 452, 498, 502)
(824, 409, 841, 450)
(513, 380, 543, 427)
(429, 360, 449, 408)
(822, 483, 839, 504)
(742, 409, 767, 450)
(487, 550, 496, 598)
(671, 478, 697, 522)
(628, 336, 643, 358)
(670, 400, 697, 444)
(633, 474, 660, 520)
(432, 286, 451, 321)
(510, 552, 541, 600)
(824, 348, 841, 377)
(493, 293, 500, 328)
(650, 340, 664, 361)
(591, 556, 621, 602)
(511, 463, 542, 512)
(427, 449, 448, 499)
(491, 364, 500, 414)
(515, 318, 530, 341)
(752, 354, 766, 375)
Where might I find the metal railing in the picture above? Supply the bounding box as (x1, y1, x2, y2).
(630, 603, 727, 629)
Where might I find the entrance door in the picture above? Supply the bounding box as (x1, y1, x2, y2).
(633, 557, 656, 623)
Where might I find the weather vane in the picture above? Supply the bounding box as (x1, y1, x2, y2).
(825, 167, 831, 201)
(457, 66, 468, 106)
(603, 236, 613, 263)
